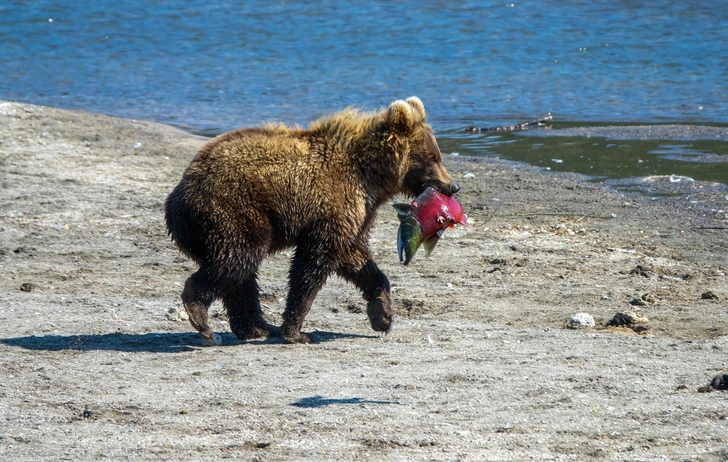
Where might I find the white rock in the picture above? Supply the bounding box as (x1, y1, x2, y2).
(569, 312, 595, 328)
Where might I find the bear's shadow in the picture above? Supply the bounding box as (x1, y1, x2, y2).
(0, 330, 378, 353)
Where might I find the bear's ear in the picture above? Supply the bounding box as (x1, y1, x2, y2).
(386, 99, 417, 135)
(406, 96, 426, 121)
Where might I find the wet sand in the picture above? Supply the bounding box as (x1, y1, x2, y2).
(1, 101, 727, 460)
(518, 124, 728, 141)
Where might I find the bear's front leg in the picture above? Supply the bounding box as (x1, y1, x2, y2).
(337, 258, 393, 333)
(281, 242, 334, 344)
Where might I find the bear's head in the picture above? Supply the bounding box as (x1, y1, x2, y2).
(385, 97, 460, 198)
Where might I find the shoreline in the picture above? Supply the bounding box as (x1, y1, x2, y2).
(1, 101, 727, 460)
(516, 123, 728, 141)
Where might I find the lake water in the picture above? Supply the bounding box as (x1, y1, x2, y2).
(2, 0, 727, 187)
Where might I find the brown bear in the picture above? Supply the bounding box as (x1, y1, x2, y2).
(165, 97, 459, 344)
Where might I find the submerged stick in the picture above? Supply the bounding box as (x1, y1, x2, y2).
(466, 114, 553, 133)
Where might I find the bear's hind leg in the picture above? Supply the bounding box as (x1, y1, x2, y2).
(223, 275, 280, 341)
(281, 243, 334, 344)
(182, 269, 221, 346)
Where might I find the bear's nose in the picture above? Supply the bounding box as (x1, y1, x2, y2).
(450, 183, 461, 195)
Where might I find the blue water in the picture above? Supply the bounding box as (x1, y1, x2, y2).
(2, 1, 728, 184)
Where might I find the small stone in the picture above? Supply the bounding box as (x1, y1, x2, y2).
(701, 290, 719, 300)
(607, 311, 649, 328)
(19, 282, 35, 292)
(710, 373, 728, 390)
(346, 304, 363, 314)
(82, 405, 96, 419)
(568, 313, 595, 328)
(629, 265, 654, 277)
(166, 306, 189, 321)
(630, 293, 655, 306)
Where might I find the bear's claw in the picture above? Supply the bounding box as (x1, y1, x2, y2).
(367, 296, 393, 332)
(201, 332, 222, 346)
(283, 332, 312, 344)
(232, 323, 281, 341)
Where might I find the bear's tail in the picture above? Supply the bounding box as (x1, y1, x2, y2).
(164, 183, 207, 265)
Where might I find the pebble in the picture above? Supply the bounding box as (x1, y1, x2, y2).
(607, 311, 648, 327)
(701, 290, 719, 300)
(82, 405, 96, 419)
(568, 313, 595, 328)
(711, 373, 728, 390)
(166, 306, 189, 321)
(697, 372, 728, 393)
(630, 293, 656, 306)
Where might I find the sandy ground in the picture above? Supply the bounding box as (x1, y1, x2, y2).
(1, 101, 727, 461)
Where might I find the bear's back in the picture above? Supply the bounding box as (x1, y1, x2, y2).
(193, 127, 308, 177)
(167, 125, 368, 260)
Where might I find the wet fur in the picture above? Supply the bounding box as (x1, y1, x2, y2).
(165, 97, 458, 344)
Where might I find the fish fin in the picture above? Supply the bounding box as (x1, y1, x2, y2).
(392, 203, 412, 222)
(422, 233, 441, 258)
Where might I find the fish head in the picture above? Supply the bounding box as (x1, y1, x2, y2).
(397, 215, 423, 265)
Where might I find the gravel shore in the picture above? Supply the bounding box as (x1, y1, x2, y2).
(1, 101, 727, 460)
(518, 124, 728, 141)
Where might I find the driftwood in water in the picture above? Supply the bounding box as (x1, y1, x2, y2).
(465, 114, 552, 133)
